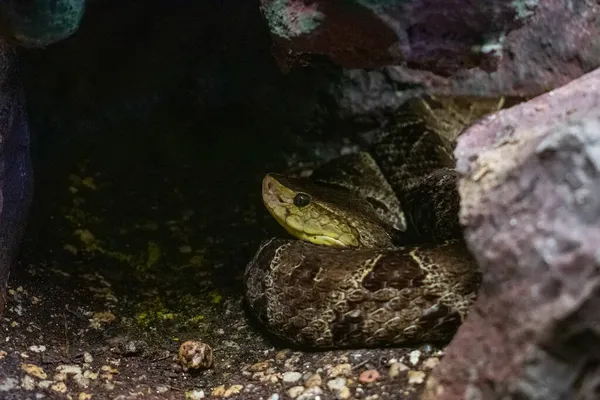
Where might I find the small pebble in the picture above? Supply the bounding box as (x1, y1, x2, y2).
(409, 350, 421, 366)
(327, 378, 350, 399)
(268, 394, 279, 400)
(51, 382, 67, 393)
(297, 387, 324, 400)
(327, 377, 346, 390)
(408, 370, 426, 385)
(187, 389, 205, 399)
(120, 340, 148, 355)
(287, 386, 305, 399)
(38, 381, 53, 389)
(283, 371, 302, 383)
(0, 377, 19, 391)
(83, 352, 94, 364)
(388, 362, 409, 378)
(55, 372, 68, 382)
(224, 385, 243, 397)
(21, 375, 36, 390)
(73, 374, 91, 388)
(212, 385, 226, 397)
(422, 357, 440, 370)
(329, 363, 352, 378)
(21, 364, 47, 380)
(156, 385, 169, 394)
(178, 341, 213, 371)
(56, 365, 83, 376)
(304, 373, 322, 388)
(249, 361, 269, 372)
(359, 369, 381, 383)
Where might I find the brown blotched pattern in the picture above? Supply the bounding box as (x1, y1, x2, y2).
(245, 238, 480, 349)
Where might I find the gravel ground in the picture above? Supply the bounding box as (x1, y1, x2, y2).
(0, 109, 449, 399)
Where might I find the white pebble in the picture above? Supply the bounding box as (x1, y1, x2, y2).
(409, 350, 421, 366)
(29, 345, 46, 353)
(327, 378, 346, 390)
(283, 371, 302, 383)
(156, 385, 169, 393)
(297, 387, 323, 400)
(187, 389, 205, 399)
(83, 352, 93, 364)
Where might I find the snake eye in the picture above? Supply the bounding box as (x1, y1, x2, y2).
(293, 193, 311, 207)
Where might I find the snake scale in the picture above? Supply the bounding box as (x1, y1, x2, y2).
(244, 96, 503, 349)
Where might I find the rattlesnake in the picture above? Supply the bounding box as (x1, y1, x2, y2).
(244, 96, 503, 349)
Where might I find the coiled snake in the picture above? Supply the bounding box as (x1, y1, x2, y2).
(244, 97, 502, 349)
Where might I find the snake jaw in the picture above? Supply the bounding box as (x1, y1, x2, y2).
(262, 174, 360, 247)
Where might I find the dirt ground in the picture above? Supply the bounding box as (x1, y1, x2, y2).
(0, 107, 447, 400)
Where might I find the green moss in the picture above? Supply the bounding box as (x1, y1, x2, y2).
(146, 241, 162, 269)
(135, 297, 178, 328)
(209, 290, 222, 304)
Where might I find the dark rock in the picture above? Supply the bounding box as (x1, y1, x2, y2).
(422, 67, 600, 399)
(0, 0, 85, 48)
(260, 0, 600, 97)
(0, 40, 34, 315)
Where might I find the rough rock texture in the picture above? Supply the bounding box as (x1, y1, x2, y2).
(260, 0, 600, 96)
(0, 41, 33, 315)
(0, 0, 85, 48)
(421, 67, 600, 399)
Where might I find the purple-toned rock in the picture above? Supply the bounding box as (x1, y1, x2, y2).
(422, 67, 600, 399)
(260, 0, 600, 96)
(0, 41, 33, 315)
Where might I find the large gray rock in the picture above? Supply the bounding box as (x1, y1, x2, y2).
(0, 41, 33, 314)
(422, 67, 600, 399)
(260, 0, 600, 100)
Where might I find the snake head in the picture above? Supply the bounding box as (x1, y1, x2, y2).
(262, 173, 394, 249)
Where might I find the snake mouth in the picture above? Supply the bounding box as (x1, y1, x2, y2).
(262, 174, 290, 209)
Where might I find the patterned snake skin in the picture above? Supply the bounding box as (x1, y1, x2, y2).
(244, 96, 503, 349)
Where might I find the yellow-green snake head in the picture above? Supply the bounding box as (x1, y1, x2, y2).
(262, 173, 394, 249)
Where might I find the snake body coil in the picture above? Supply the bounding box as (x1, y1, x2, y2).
(244, 97, 496, 349)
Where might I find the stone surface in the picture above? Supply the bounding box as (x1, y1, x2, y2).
(422, 67, 600, 399)
(0, 40, 34, 315)
(0, 0, 85, 47)
(260, 0, 600, 97)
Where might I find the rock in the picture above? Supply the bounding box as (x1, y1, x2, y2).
(388, 362, 409, 378)
(423, 67, 600, 399)
(327, 377, 350, 399)
(287, 386, 305, 399)
(186, 389, 205, 400)
(407, 370, 426, 385)
(408, 350, 421, 366)
(0, 39, 33, 315)
(259, 0, 600, 97)
(0, 0, 85, 48)
(421, 357, 439, 371)
(297, 387, 324, 400)
(328, 363, 352, 378)
(21, 363, 47, 380)
(177, 340, 213, 372)
(283, 371, 302, 384)
(304, 373, 322, 388)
